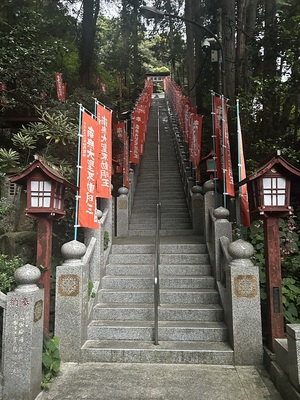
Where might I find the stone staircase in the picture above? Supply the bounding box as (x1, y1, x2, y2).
(81, 96, 233, 365)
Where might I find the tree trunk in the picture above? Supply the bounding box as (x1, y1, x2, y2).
(185, 0, 196, 107)
(262, 0, 278, 136)
(79, 0, 100, 87)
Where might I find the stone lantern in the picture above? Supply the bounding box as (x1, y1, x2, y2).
(10, 155, 77, 331)
(239, 150, 300, 352)
(201, 151, 216, 181)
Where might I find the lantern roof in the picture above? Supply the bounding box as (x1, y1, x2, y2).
(200, 150, 215, 164)
(9, 155, 77, 191)
(238, 150, 300, 186)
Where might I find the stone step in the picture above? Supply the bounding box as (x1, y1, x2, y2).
(132, 197, 186, 204)
(101, 276, 215, 290)
(87, 321, 228, 341)
(110, 243, 207, 254)
(108, 253, 209, 265)
(128, 229, 195, 236)
(98, 289, 219, 304)
(81, 340, 234, 364)
(131, 206, 189, 213)
(106, 264, 212, 276)
(129, 215, 191, 223)
(129, 222, 192, 230)
(130, 216, 190, 223)
(92, 304, 223, 322)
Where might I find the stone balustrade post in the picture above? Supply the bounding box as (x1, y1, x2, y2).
(186, 176, 195, 213)
(213, 207, 232, 282)
(55, 240, 88, 362)
(191, 185, 204, 235)
(3, 264, 44, 400)
(203, 180, 215, 241)
(128, 168, 134, 216)
(101, 195, 113, 241)
(184, 166, 191, 198)
(286, 324, 300, 390)
(116, 187, 129, 237)
(227, 239, 263, 365)
(84, 209, 102, 283)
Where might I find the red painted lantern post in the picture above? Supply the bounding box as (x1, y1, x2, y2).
(239, 151, 300, 352)
(10, 156, 76, 331)
(263, 215, 285, 351)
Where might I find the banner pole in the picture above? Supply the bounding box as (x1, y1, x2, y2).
(123, 120, 127, 187)
(74, 105, 83, 240)
(221, 95, 227, 208)
(211, 92, 218, 208)
(237, 98, 243, 238)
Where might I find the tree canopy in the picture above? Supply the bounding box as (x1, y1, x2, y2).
(0, 0, 299, 171)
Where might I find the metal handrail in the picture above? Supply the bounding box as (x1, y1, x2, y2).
(154, 202, 161, 345)
(154, 104, 161, 345)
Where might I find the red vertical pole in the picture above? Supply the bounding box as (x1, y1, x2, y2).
(264, 215, 285, 352)
(36, 218, 53, 332)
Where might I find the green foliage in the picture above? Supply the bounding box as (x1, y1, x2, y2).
(42, 335, 61, 389)
(88, 281, 95, 298)
(282, 278, 300, 323)
(0, 197, 14, 221)
(0, 107, 78, 182)
(0, 254, 23, 294)
(248, 217, 300, 323)
(0, 149, 20, 170)
(104, 231, 109, 251)
(0, 2, 78, 112)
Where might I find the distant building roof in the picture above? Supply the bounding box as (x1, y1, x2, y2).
(145, 71, 170, 77)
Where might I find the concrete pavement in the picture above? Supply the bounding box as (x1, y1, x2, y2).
(36, 362, 282, 400)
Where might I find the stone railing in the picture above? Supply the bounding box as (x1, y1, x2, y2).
(203, 179, 263, 365)
(0, 264, 44, 400)
(116, 164, 139, 237)
(264, 324, 300, 399)
(55, 201, 113, 362)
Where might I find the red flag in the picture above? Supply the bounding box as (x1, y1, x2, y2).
(114, 122, 126, 168)
(237, 106, 250, 227)
(130, 80, 153, 164)
(130, 109, 141, 164)
(96, 102, 112, 198)
(213, 95, 235, 197)
(55, 73, 65, 101)
(124, 134, 130, 188)
(78, 109, 100, 229)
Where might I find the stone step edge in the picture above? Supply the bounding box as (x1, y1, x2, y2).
(88, 321, 227, 328)
(82, 339, 233, 350)
(81, 340, 234, 361)
(93, 303, 222, 310)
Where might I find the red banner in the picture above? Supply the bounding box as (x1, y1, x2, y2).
(238, 110, 250, 227)
(55, 72, 66, 101)
(78, 109, 100, 229)
(114, 122, 125, 168)
(191, 114, 203, 182)
(124, 134, 130, 188)
(130, 80, 153, 164)
(213, 95, 235, 197)
(130, 110, 140, 164)
(96, 102, 112, 198)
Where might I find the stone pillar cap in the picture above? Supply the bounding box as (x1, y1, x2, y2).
(214, 207, 230, 220)
(191, 185, 203, 194)
(61, 240, 86, 262)
(203, 179, 215, 193)
(14, 264, 41, 292)
(228, 239, 255, 259)
(118, 187, 129, 196)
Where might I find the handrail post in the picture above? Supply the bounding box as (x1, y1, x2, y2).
(154, 203, 161, 345)
(154, 102, 161, 345)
